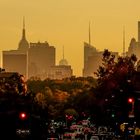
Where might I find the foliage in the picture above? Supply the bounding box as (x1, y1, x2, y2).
(0, 72, 27, 95)
(95, 49, 137, 95)
(94, 49, 138, 123)
(27, 76, 97, 120)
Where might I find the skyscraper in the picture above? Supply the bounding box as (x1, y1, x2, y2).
(83, 23, 101, 77)
(2, 18, 28, 78)
(83, 23, 118, 77)
(18, 17, 29, 52)
(28, 41, 55, 79)
(138, 21, 140, 43)
(2, 51, 27, 77)
(127, 21, 140, 60)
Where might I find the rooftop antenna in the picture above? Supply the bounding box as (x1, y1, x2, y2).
(62, 46, 64, 59)
(89, 21, 91, 46)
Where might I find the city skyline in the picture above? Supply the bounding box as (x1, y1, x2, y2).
(0, 0, 140, 76)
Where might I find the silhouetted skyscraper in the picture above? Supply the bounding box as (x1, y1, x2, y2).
(18, 17, 29, 52)
(127, 21, 140, 60)
(83, 23, 119, 77)
(28, 41, 55, 79)
(138, 21, 140, 43)
(83, 23, 100, 77)
(2, 18, 28, 78)
(3, 51, 27, 77)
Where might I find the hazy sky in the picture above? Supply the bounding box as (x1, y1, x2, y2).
(0, 0, 140, 76)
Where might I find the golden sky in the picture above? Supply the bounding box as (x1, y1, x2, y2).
(0, 0, 140, 76)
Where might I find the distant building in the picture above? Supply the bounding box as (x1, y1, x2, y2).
(127, 21, 140, 60)
(83, 23, 101, 77)
(2, 19, 57, 80)
(28, 41, 55, 79)
(2, 50, 28, 77)
(48, 47, 73, 79)
(83, 42, 118, 77)
(18, 18, 29, 53)
(2, 18, 28, 78)
(83, 42, 101, 77)
(48, 65, 73, 80)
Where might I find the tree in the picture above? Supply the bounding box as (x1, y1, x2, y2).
(94, 49, 137, 123)
(95, 49, 137, 96)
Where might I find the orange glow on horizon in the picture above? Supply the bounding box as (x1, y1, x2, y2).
(0, 0, 140, 76)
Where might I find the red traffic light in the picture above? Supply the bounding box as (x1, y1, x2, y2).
(19, 112, 27, 120)
(128, 98, 134, 103)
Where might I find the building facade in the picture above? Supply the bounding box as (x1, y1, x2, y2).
(2, 19, 28, 78)
(28, 41, 55, 79)
(48, 48, 73, 79)
(83, 42, 118, 77)
(127, 21, 140, 60)
(2, 50, 28, 77)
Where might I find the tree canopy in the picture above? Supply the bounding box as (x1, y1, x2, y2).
(95, 49, 137, 96)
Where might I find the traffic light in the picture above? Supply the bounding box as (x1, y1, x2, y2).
(19, 112, 27, 120)
(127, 97, 135, 118)
(111, 113, 115, 118)
(128, 97, 134, 103)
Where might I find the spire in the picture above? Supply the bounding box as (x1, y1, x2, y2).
(22, 16, 26, 40)
(63, 46, 64, 59)
(18, 17, 29, 51)
(59, 46, 68, 66)
(89, 21, 91, 46)
(123, 26, 125, 57)
(23, 16, 25, 29)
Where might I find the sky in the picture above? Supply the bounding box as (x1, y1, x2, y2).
(0, 0, 140, 76)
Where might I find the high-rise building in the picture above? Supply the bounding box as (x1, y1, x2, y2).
(2, 50, 27, 77)
(2, 18, 28, 78)
(127, 21, 140, 60)
(28, 41, 55, 79)
(48, 46, 73, 79)
(2, 19, 57, 80)
(83, 42, 100, 77)
(83, 23, 118, 77)
(18, 17, 29, 52)
(83, 23, 101, 77)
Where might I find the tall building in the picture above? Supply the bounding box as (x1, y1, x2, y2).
(18, 17, 29, 52)
(83, 23, 118, 77)
(83, 23, 101, 77)
(2, 50, 27, 77)
(48, 46, 73, 79)
(28, 41, 55, 79)
(2, 18, 28, 78)
(127, 21, 140, 60)
(83, 42, 100, 77)
(2, 19, 57, 80)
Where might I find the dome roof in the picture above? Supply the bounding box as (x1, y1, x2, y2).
(59, 59, 68, 66)
(18, 39, 29, 51)
(131, 38, 136, 43)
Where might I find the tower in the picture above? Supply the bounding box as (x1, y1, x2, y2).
(123, 26, 125, 57)
(89, 21, 91, 46)
(59, 46, 68, 66)
(18, 17, 29, 52)
(138, 21, 140, 43)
